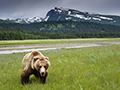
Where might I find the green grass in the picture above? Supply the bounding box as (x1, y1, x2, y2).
(0, 38, 120, 46)
(0, 45, 120, 90)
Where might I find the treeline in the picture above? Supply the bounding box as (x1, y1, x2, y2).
(0, 29, 45, 40)
(0, 28, 120, 40)
(0, 21, 120, 33)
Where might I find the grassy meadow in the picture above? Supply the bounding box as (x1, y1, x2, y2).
(0, 38, 120, 46)
(0, 43, 120, 90)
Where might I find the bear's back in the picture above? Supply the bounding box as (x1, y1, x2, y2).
(22, 53, 31, 69)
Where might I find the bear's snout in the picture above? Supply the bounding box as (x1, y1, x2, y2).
(41, 72, 44, 75)
(40, 67, 46, 77)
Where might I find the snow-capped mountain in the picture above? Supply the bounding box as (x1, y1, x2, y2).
(6, 7, 120, 25)
(45, 7, 120, 26)
(7, 17, 44, 23)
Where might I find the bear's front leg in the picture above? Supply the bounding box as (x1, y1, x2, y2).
(34, 72, 40, 79)
(21, 70, 30, 85)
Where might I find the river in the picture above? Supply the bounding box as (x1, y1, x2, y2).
(0, 42, 120, 55)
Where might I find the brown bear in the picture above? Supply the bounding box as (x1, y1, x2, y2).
(20, 51, 50, 85)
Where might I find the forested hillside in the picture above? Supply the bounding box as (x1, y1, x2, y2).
(0, 21, 120, 40)
(0, 21, 120, 33)
(0, 28, 120, 40)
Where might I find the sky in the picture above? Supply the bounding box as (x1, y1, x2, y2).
(0, 0, 120, 19)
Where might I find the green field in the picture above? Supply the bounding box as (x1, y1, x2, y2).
(0, 43, 120, 90)
(0, 38, 120, 46)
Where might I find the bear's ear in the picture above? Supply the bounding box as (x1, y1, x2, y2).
(31, 56, 38, 69)
(45, 57, 49, 60)
(47, 60, 50, 67)
(45, 57, 50, 67)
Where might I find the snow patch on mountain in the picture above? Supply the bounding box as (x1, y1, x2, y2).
(44, 16, 49, 21)
(69, 14, 84, 19)
(66, 17, 71, 20)
(92, 17, 101, 21)
(68, 14, 91, 20)
(6, 16, 43, 23)
(99, 16, 113, 20)
(68, 11, 71, 15)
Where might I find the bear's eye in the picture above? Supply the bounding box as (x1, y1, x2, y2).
(44, 66, 46, 68)
(39, 66, 42, 68)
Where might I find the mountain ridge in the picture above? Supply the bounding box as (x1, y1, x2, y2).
(1, 7, 120, 26)
(45, 7, 120, 26)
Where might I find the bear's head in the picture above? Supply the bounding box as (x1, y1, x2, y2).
(31, 56, 50, 77)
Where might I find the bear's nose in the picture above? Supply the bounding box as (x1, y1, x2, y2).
(41, 72, 44, 75)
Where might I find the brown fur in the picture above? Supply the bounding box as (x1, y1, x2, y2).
(20, 51, 50, 85)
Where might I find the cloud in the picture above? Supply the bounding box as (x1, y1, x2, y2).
(0, 0, 120, 19)
(11, 12, 24, 18)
